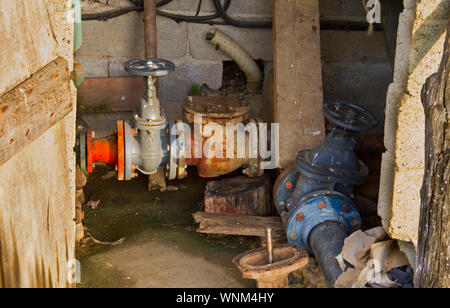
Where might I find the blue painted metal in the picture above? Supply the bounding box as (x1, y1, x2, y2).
(285, 191, 361, 252)
(274, 101, 378, 256)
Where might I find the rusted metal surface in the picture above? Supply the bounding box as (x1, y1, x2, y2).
(183, 95, 254, 177)
(183, 95, 250, 123)
(143, 0, 157, 58)
(116, 120, 125, 181)
(233, 244, 309, 288)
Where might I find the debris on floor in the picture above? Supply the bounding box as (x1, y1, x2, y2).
(291, 257, 329, 288)
(334, 227, 411, 288)
(87, 200, 101, 209)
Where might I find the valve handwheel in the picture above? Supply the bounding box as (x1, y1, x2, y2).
(125, 58, 175, 77)
(323, 101, 378, 132)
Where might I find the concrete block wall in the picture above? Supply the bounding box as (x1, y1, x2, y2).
(379, 0, 449, 246)
(77, 0, 391, 130)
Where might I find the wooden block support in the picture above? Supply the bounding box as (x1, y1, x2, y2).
(204, 176, 272, 216)
(0, 57, 72, 166)
(273, 0, 326, 168)
(193, 211, 286, 244)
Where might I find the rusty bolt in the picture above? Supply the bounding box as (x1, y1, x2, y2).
(296, 212, 305, 221)
(341, 204, 350, 213)
(285, 182, 293, 189)
(318, 201, 326, 209)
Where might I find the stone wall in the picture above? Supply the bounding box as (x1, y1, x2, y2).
(77, 0, 392, 132)
(379, 0, 449, 249)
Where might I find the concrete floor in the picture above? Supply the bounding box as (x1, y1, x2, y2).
(76, 166, 256, 288)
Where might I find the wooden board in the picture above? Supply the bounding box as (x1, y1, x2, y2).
(0, 0, 76, 288)
(0, 57, 72, 165)
(193, 212, 286, 243)
(77, 77, 145, 113)
(204, 176, 272, 216)
(273, 0, 326, 168)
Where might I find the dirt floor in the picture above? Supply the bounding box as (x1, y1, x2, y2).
(76, 166, 258, 288)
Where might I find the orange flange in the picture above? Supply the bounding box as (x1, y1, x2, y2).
(116, 120, 125, 181)
(86, 130, 94, 173)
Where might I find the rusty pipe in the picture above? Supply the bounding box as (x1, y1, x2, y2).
(266, 228, 273, 264)
(143, 0, 157, 58)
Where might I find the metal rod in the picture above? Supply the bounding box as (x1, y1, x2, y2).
(143, 0, 157, 58)
(265, 227, 273, 264)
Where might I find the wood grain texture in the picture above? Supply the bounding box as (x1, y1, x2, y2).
(0, 0, 76, 288)
(77, 77, 145, 113)
(0, 57, 72, 166)
(204, 176, 272, 216)
(273, 0, 325, 168)
(193, 211, 285, 243)
(415, 18, 449, 288)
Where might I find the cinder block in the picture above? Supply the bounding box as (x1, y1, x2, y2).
(340, 0, 367, 17)
(389, 169, 424, 243)
(394, 95, 425, 170)
(407, 22, 447, 96)
(108, 57, 127, 77)
(76, 13, 187, 59)
(322, 62, 392, 107)
(321, 31, 390, 63)
(76, 56, 109, 78)
(319, 0, 342, 16)
(158, 57, 223, 102)
(160, 0, 272, 16)
(188, 24, 273, 61)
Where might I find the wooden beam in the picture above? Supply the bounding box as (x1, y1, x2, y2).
(0, 57, 72, 166)
(273, 0, 326, 168)
(193, 211, 286, 243)
(77, 77, 145, 113)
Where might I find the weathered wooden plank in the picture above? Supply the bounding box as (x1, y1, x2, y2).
(273, 0, 325, 168)
(77, 77, 145, 113)
(193, 211, 285, 242)
(0, 57, 72, 166)
(204, 176, 272, 216)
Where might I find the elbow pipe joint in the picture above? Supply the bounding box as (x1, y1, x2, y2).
(206, 29, 263, 93)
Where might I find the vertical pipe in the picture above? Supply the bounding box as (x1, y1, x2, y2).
(144, 0, 158, 58)
(265, 227, 273, 264)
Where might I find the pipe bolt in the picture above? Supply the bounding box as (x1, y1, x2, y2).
(296, 212, 305, 221)
(278, 201, 286, 209)
(289, 232, 298, 241)
(341, 204, 350, 213)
